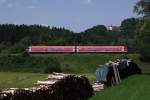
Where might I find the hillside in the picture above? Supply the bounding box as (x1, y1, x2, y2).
(90, 75, 150, 100)
(31, 54, 150, 74)
(0, 53, 149, 73)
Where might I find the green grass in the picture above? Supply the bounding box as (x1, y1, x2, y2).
(0, 72, 47, 88)
(32, 54, 150, 74)
(90, 75, 150, 100)
(0, 72, 94, 88)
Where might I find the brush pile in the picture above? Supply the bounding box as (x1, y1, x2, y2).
(0, 73, 93, 100)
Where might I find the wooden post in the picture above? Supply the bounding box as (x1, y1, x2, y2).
(112, 63, 121, 85)
(112, 64, 119, 84)
(116, 65, 121, 83)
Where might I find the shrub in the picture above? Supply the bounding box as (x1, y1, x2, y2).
(137, 19, 150, 62)
(44, 57, 62, 73)
(0, 55, 61, 73)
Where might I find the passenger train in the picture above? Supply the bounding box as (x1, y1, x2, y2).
(26, 46, 128, 53)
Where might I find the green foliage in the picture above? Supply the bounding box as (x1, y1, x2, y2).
(30, 54, 150, 74)
(134, 0, 150, 18)
(10, 42, 26, 53)
(80, 25, 117, 46)
(0, 55, 62, 73)
(119, 18, 143, 52)
(84, 25, 107, 34)
(0, 22, 146, 53)
(44, 57, 62, 73)
(0, 24, 122, 53)
(136, 19, 150, 61)
(0, 43, 9, 53)
(0, 53, 150, 74)
(120, 18, 140, 36)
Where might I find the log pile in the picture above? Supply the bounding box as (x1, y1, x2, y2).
(0, 73, 93, 100)
(92, 83, 104, 92)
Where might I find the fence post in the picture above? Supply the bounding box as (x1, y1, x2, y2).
(112, 63, 121, 85)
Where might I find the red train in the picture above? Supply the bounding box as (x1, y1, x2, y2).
(26, 46, 128, 53)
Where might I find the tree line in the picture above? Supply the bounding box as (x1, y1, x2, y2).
(0, 23, 135, 53)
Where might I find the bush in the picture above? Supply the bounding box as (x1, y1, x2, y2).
(44, 57, 62, 73)
(137, 19, 150, 62)
(0, 55, 61, 73)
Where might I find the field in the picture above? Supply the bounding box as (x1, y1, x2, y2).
(0, 72, 47, 88)
(90, 75, 150, 100)
(0, 53, 150, 89)
(0, 72, 94, 88)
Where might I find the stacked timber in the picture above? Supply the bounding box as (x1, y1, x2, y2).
(92, 83, 104, 92)
(0, 73, 93, 100)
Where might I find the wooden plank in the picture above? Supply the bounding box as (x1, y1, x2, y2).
(112, 64, 119, 84)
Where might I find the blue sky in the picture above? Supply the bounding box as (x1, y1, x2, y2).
(0, 0, 138, 32)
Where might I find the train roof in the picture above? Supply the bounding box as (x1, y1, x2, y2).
(28, 46, 126, 47)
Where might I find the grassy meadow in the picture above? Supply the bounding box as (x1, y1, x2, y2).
(0, 72, 94, 88)
(0, 72, 47, 88)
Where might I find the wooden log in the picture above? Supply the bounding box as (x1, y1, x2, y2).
(0, 73, 93, 100)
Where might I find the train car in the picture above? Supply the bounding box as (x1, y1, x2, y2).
(77, 46, 128, 53)
(27, 46, 75, 53)
(26, 46, 128, 53)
